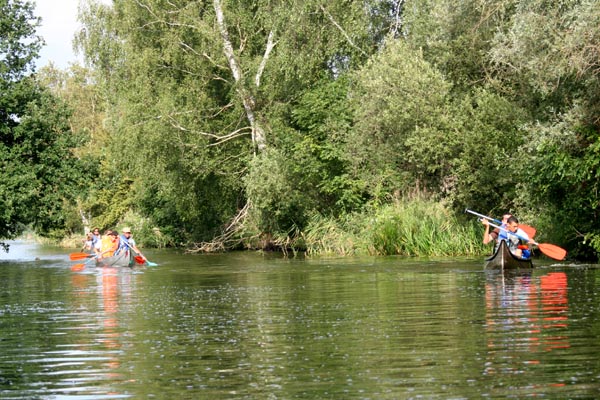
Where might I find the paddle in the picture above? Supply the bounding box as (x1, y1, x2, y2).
(486, 221, 567, 261)
(465, 209, 536, 239)
(71, 254, 98, 271)
(69, 252, 96, 261)
(133, 256, 158, 266)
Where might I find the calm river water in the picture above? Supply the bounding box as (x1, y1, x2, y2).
(1, 240, 599, 399)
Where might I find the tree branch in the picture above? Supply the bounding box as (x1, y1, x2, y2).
(256, 30, 276, 88)
(390, 0, 405, 38)
(165, 114, 251, 146)
(320, 5, 368, 57)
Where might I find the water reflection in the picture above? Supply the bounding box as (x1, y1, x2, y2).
(97, 268, 126, 381)
(62, 267, 138, 398)
(484, 271, 569, 392)
(4, 250, 600, 398)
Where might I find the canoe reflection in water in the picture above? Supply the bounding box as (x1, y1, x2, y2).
(68, 267, 138, 393)
(484, 271, 569, 381)
(96, 267, 139, 382)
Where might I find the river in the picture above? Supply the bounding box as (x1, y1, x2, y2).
(0, 240, 599, 399)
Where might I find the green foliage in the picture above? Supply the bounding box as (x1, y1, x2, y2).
(61, 0, 600, 260)
(446, 88, 529, 212)
(74, 0, 252, 244)
(583, 232, 600, 260)
(303, 197, 486, 256)
(86, 176, 134, 231)
(117, 210, 174, 248)
(0, 0, 41, 81)
(0, 1, 90, 242)
(244, 148, 311, 233)
(517, 112, 600, 259)
(368, 200, 485, 256)
(0, 81, 88, 238)
(73, 0, 400, 246)
(486, 0, 600, 259)
(345, 39, 454, 201)
(38, 64, 109, 155)
(285, 76, 364, 214)
(402, 0, 511, 89)
(489, 0, 598, 96)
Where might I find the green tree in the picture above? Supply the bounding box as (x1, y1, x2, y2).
(489, 0, 600, 258)
(402, 0, 515, 91)
(0, 0, 88, 245)
(344, 39, 454, 202)
(75, 0, 402, 245)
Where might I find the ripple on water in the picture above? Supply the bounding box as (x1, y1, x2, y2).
(1, 256, 600, 398)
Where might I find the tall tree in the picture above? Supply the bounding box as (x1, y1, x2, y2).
(75, 0, 399, 244)
(0, 0, 87, 244)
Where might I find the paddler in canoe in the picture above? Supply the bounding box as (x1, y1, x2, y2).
(97, 230, 120, 261)
(466, 208, 567, 262)
(482, 214, 531, 259)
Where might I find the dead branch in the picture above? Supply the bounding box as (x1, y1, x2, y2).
(166, 114, 252, 145)
(190, 201, 254, 252)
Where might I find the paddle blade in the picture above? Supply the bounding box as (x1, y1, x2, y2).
(145, 261, 158, 267)
(134, 256, 146, 264)
(538, 243, 567, 261)
(519, 224, 536, 239)
(71, 263, 85, 271)
(70, 252, 94, 260)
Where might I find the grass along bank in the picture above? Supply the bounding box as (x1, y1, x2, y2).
(301, 199, 487, 257)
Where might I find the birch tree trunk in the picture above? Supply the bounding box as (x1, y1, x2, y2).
(213, 0, 268, 153)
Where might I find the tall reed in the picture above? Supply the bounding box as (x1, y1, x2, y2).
(303, 198, 487, 256)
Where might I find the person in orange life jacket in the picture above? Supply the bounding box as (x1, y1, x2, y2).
(119, 227, 146, 262)
(98, 230, 120, 260)
(482, 215, 531, 259)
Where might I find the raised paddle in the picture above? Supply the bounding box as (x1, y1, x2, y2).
(465, 209, 537, 239)
(486, 221, 567, 261)
(69, 252, 96, 261)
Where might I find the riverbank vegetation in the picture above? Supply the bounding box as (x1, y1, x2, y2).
(300, 198, 486, 256)
(2, 0, 600, 260)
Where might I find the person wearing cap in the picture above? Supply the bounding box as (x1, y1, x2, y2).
(120, 227, 146, 262)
